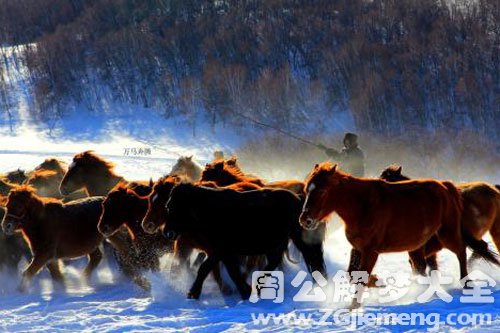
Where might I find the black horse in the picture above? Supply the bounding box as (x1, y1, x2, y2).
(143, 183, 326, 300)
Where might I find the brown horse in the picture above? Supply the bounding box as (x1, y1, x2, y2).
(300, 162, 499, 308)
(60, 151, 151, 197)
(201, 159, 265, 187)
(97, 185, 171, 289)
(380, 164, 500, 272)
(1, 186, 109, 291)
(201, 157, 307, 194)
(169, 156, 203, 182)
(34, 158, 67, 173)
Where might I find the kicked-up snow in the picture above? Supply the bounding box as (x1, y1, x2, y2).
(1, 135, 500, 332)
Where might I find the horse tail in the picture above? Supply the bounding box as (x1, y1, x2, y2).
(463, 226, 500, 266)
(442, 181, 464, 214)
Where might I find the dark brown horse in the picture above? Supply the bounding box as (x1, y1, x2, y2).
(0, 196, 30, 271)
(139, 176, 234, 292)
(142, 183, 326, 300)
(200, 158, 325, 270)
(1, 169, 27, 184)
(0, 178, 17, 196)
(141, 177, 255, 294)
(98, 185, 171, 289)
(380, 164, 500, 271)
(60, 151, 151, 197)
(1, 186, 108, 291)
(300, 162, 499, 308)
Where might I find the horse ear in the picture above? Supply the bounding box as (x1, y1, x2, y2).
(396, 166, 402, 174)
(187, 155, 193, 160)
(314, 164, 319, 169)
(149, 178, 153, 187)
(331, 164, 338, 173)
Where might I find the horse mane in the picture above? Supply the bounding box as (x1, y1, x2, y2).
(74, 150, 116, 174)
(29, 169, 59, 181)
(10, 185, 61, 204)
(305, 162, 348, 184)
(37, 158, 67, 171)
(158, 175, 182, 184)
(208, 159, 260, 181)
(0, 178, 16, 188)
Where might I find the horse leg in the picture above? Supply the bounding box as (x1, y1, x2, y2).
(347, 248, 361, 273)
(193, 252, 207, 268)
(348, 248, 381, 287)
(350, 250, 378, 310)
(425, 255, 438, 272)
(222, 255, 251, 300)
(19, 253, 52, 292)
(47, 260, 65, 287)
(437, 229, 469, 285)
(211, 263, 232, 295)
(188, 255, 219, 299)
(488, 213, 500, 255)
(264, 250, 284, 272)
(291, 230, 327, 277)
(83, 248, 103, 281)
(172, 239, 193, 275)
(423, 236, 443, 272)
(408, 247, 427, 276)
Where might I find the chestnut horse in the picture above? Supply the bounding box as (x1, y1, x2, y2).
(300, 162, 499, 308)
(201, 157, 305, 195)
(1, 186, 110, 291)
(60, 151, 151, 197)
(142, 183, 326, 300)
(98, 185, 171, 289)
(380, 164, 500, 271)
(169, 156, 203, 182)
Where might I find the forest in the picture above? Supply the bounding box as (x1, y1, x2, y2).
(0, 0, 498, 138)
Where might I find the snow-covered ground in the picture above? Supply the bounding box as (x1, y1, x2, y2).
(2, 46, 500, 333)
(2, 129, 500, 333)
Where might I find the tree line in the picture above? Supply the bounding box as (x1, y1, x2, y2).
(0, 0, 498, 138)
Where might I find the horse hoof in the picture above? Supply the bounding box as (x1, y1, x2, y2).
(367, 275, 383, 288)
(221, 285, 233, 296)
(187, 290, 201, 300)
(462, 279, 474, 289)
(348, 301, 362, 311)
(239, 285, 252, 300)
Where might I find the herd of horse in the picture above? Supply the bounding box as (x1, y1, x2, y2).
(1, 151, 500, 308)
